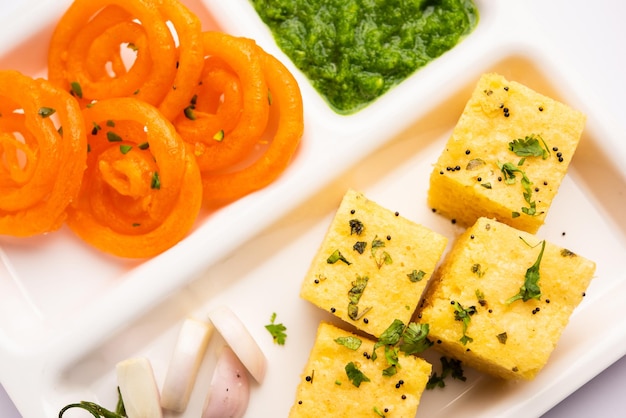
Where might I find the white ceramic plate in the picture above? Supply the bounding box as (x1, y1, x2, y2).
(1, 0, 625, 417)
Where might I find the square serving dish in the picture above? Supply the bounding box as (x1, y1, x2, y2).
(1, 0, 625, 417)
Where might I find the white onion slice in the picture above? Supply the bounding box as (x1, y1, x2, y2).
(160, 317, 214, 412)
(207, 306, 267, 383)
(202, 346, 250, 418)
(116, 357, 163, 418)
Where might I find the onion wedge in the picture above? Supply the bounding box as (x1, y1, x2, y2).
(160, 318, 214, 412)
(202, 346, 250, 418)
(116, 357, 163, 418)
(207, 306, 267, 383)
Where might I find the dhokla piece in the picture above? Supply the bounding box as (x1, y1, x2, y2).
(301, 189, 448, 338)
(289, 322, 432, 418)
(428, 72, 586, 233)
(418, 217, 596, 380)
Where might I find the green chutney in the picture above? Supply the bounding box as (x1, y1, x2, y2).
(250, 0, 479, 114)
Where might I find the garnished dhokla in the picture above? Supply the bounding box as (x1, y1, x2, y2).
(418, 217, 596, 380)
(289, 322, 432, 418)
(428, 72, 586, 233)
(300, 189, 447, 337)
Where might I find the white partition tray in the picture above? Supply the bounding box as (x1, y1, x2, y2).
(1, 0, 625, 417)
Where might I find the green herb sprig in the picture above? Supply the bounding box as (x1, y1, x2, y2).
(506, 239, 546, 304)
(265, 312, 287, 345)
(508, 134, 550, 159)
(453, 301, 476, 345)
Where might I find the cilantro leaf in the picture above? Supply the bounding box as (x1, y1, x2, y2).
(407, 269, 426, 282)
(265, 312, 287, 345)
(349, 219, 364, 235)
(372, 320, 432, 361)
(371, 236, 392, 269)
(327, 249, 351, 265)
(453, 302, 476, 345)
(508, 134, 550, 159)
(506, 239, 546, 304)
(497, 161, 538, 216)
(38, 107, 56, 118)
(426, 356, 466, 390)
(399, 322, 433, 355)
(334, 336, 362, 351)
(345, 362, 370, 387)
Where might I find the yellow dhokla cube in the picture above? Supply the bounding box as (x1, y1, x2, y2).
(289, 322, 432, 418)
(428, 72, 586, 233)
(301, 189, 448, 338)
(418, 217, 596, 380)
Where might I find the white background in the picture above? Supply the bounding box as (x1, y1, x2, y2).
(1, 0, 625, 416)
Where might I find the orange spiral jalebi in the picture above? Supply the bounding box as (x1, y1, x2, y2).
(66, 97, 202, 258)
(173, 32, 303, 206)
(48, 0, 203, 121)
(175, 32, 271, 173)
(200, 45, 304, 206)
(0, 70, 87, 236)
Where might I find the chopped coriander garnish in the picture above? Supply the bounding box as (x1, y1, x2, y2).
(382, 363, 397, 377)
(327, 249, 351, 265)
(498, 161, 526, 185)
(471, 263, 485, 277)
(345, 361, 370, 387)
(497, 332, 508, 344)
(334, 336, 362, 350)
(475, 289, 487, 307)
(183, 105, 196, 120)
(509, 134, 550, 159)
(398, 322, 432, 355)
(107, 131, 123, 142)
(353, 241, 367, 254)
(426, 356, 466, 390)
(150, 171, 161, 190)
(498, 161, 538, 216)
(138, 142, 150, 150)
(373, 319, 404, 356)
(349, 219, 364, 235)
(265, 312, 287, 345)
(70, 81, 83, 99)
(372, 320, 432, 362)
(38, 107, 56, 118)
(561, 248, 576, 257)
(371, 236, 392, 268)
(347, 275, 369, 320)
(466, 158, 486, 171)
(453, 301, 476, 345)
(373, 406, 386, 417)
(119, 144, 132, 155)
(506, 239, 546, 304)
(383, 346, 399, 373)
(407, 269, 426, 282)
(213, 129, 224, 141)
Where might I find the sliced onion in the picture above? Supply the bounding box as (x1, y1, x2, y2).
(202, 346, 250, 418)
(160, 317, 214, 413)
(116, 357, 163, 418)
(207, 306, 267, 383)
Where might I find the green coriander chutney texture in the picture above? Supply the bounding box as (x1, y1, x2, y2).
(250, 0, 479, 114)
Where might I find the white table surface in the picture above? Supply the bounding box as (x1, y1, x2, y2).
(1, 0, 625, 417)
